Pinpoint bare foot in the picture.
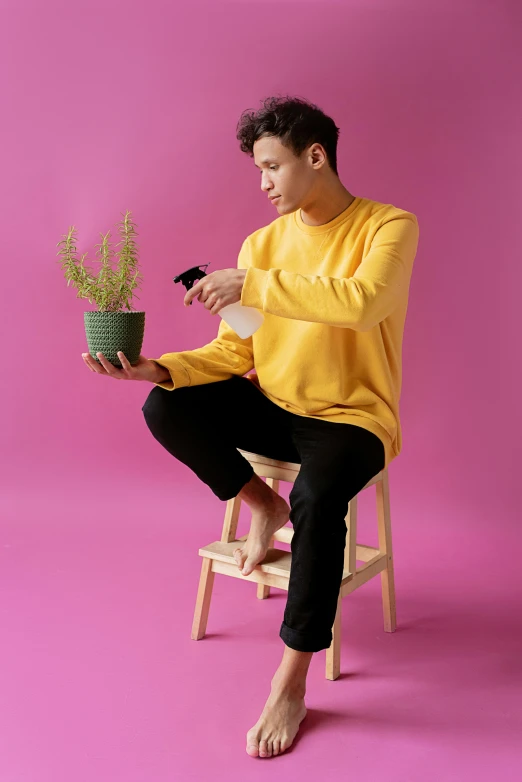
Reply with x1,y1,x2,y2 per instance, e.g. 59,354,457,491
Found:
246,685,307,757
233,494,289,576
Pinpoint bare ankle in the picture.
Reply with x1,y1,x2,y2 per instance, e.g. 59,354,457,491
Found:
238,472,282,513
270,676,307,699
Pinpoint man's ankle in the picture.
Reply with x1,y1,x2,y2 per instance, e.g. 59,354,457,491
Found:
271,668,307,697
238,472,278,512
270,676,307,699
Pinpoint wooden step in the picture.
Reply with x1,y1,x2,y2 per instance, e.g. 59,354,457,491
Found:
199,540,292,577
198,540,354,589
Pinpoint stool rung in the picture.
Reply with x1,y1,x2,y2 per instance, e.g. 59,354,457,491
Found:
237,532,380,561
341,553,387,596
236,527,293,545
198,539,354,586
199,540,292,578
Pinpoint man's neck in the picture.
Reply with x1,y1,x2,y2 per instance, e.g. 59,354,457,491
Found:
299,186,356,227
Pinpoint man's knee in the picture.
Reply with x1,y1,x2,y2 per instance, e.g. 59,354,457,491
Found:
289,480,351,540
142,385,196,435
289,477,337,512
142,385,169,422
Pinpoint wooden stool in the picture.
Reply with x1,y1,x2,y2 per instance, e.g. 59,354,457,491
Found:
191,448,396,680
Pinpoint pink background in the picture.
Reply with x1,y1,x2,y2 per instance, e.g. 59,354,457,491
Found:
1,0,521,779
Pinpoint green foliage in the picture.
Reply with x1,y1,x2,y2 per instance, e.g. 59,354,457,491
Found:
56,210,143,312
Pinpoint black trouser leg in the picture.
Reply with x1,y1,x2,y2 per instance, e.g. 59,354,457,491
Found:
279,418,385,652
141,376,300,501
141,376,385,652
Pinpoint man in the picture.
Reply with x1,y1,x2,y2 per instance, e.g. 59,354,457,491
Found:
82,95,419,758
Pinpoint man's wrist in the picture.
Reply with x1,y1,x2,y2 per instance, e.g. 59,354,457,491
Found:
150,360,170,384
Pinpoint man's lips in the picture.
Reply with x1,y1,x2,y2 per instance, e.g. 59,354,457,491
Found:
269,195,281,201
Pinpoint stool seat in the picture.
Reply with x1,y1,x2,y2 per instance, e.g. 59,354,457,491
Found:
191,446,396,680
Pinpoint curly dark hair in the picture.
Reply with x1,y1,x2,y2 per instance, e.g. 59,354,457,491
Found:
236,95,340,176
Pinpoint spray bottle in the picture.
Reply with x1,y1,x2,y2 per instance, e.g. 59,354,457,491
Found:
173,262,264,339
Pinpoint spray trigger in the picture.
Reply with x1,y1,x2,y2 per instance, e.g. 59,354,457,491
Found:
173,263,211,306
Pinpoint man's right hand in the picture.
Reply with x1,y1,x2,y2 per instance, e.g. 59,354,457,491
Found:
82,351,170,384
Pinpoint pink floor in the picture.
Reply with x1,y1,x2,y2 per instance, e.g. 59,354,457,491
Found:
1,474,520,782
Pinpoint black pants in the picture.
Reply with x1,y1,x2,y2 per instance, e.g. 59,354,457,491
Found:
141,375,385,653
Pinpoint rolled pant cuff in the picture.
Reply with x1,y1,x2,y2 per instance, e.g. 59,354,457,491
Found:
279,621,332,653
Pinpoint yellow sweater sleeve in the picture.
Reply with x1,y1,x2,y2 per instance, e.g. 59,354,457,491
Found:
149,240,255,390
241,215,419,331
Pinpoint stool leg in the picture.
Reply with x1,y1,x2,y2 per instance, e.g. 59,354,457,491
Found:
256,534,275,599
257,477,280,600
345,497,358,576
222,495,242,543
325,499,355,680
376,470,396,632
326,593,342,680
191,556,215,640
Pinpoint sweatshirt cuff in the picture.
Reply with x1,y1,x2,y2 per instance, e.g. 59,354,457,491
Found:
150,357,190,390
241,267,268,311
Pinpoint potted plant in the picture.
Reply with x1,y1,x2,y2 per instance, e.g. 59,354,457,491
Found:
56,210,144,369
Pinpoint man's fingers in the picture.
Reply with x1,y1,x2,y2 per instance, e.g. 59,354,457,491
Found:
117,351,131,370
82,354,95,372
185,281,204,306
83,353,102,373
97,352,126,378
96,352,113,372
206,292,220,314
86,351,118,376
82,351,130,378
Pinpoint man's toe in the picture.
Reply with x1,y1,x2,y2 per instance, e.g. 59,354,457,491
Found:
246,739,259,757
242,558,256,576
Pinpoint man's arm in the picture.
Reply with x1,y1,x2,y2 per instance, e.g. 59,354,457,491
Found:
148,239,255,390
148,318,254,390
240,215,419,331
149,361,171,384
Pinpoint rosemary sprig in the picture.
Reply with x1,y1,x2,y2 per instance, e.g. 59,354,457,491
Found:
56,210,143,312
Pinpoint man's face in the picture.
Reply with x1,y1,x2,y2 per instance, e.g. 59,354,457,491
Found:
253,135,318,214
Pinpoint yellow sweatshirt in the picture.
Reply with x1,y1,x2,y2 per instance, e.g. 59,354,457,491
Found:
150,196,419,469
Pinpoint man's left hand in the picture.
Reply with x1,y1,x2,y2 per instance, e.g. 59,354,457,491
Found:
184,268,248,315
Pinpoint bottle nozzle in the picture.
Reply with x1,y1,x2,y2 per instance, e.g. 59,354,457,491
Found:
173,263,211,306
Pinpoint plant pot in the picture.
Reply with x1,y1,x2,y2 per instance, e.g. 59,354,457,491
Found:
84,311,145,369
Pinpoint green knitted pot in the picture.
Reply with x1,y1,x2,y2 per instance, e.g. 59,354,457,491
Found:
84,311,145,369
